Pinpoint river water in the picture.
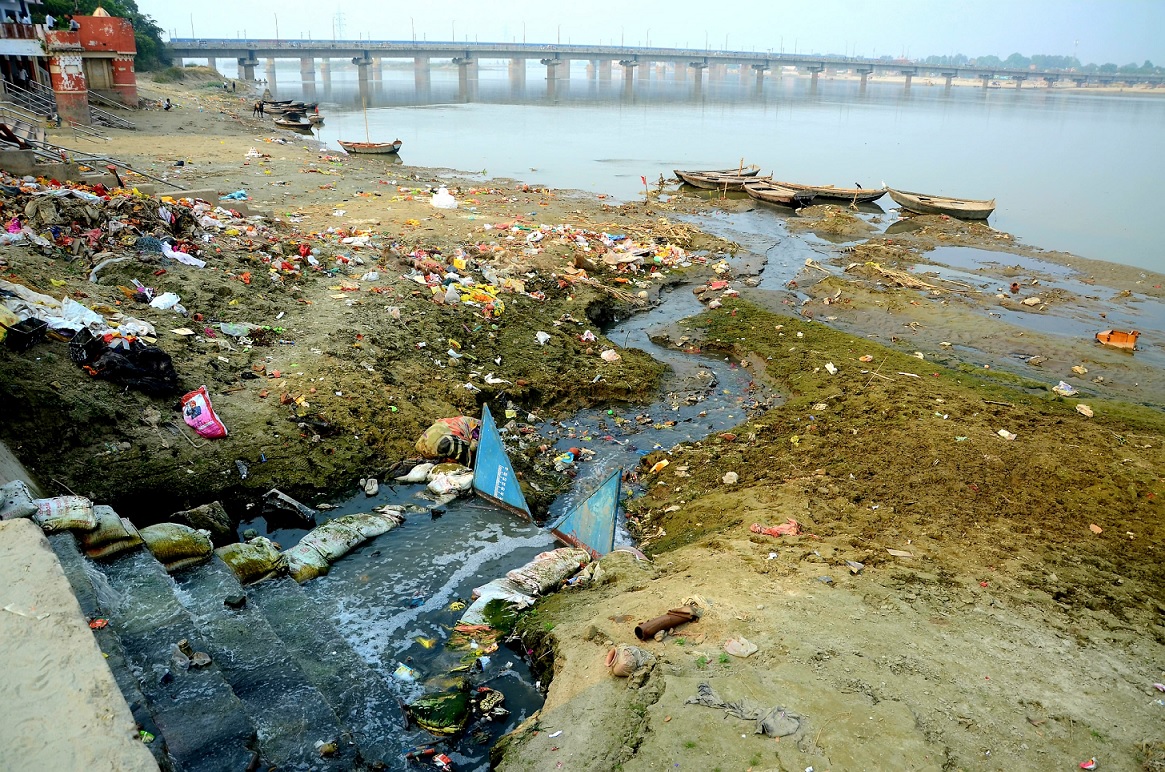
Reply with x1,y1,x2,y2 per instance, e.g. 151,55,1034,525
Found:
253,59,1165,273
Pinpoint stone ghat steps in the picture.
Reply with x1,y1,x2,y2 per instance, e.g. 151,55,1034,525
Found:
49,532,414,771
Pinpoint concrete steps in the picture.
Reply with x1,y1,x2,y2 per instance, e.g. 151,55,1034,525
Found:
45,514,417,771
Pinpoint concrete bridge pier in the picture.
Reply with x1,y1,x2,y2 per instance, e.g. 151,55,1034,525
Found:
941,72,955,91
508,58,524,92
900,70,915,90
1013,75,1025,90
599,59,612,82
1073,77,1087,88
371,58,382,82
265,57,277,91
207,57,217,73
619,60,637,89
640,60,651,83
319,59,330,85
1043,75,1059,89
674,61,687,82
980,74,992,90
857,66,873,91
453,57,478,102
808,64,824,90
690,62,707,93
299,57,314,82
237,57,257,82
414,56,431,95
174,57,184,68
540,57,562,84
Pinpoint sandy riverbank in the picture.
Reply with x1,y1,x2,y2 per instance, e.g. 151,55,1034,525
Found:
1,73,1162,771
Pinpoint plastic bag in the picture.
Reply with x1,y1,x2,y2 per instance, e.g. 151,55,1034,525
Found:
149,291,181,310
182,385,228,438
431,187,458,209
427,471,474,495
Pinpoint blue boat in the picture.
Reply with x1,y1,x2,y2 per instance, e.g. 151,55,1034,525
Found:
473,404,532,519
549,469,621,558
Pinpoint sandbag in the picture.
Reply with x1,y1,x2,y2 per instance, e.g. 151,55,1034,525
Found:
0,480,37,520
506,547,591,596
427,471,475,496
301,519,366,562
215,537,285,584
459,577,536,626
32,496,96,533
330,510,405,541
284,542,330,583
395,462,433,483
427,463,471,479
77,505,143,560
139,522,213,572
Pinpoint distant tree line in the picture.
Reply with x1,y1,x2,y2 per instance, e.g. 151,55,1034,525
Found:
916,52,1160,75
36,0,169,70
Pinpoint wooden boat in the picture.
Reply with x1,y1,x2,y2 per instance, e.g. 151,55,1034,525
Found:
885,187,995,220
273,117,314,133
307,114,324,125
743,180,816,208
338,139,402,155
674,165,762,190
773,181,885,204
339,96,402,155
1095,329,1139,350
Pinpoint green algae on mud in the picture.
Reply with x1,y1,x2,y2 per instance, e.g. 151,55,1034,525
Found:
627,299,1164,600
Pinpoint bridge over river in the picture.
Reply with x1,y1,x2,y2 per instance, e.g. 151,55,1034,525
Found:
169,38,1165,97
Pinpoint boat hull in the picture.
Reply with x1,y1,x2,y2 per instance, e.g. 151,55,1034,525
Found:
743,181,816,208
886,188,995,220
1095,329,1139,350
273,119,313,133
774,181,885,204
674,166,762,191
338,140,403,155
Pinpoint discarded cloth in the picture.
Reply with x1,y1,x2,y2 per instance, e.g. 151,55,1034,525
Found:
750,519,801,538
684,682,804,738
415,416,481,465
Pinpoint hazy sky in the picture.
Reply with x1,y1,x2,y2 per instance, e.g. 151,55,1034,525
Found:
146,0,1164,66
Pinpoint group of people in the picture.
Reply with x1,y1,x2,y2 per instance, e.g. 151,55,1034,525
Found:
9,13,83,30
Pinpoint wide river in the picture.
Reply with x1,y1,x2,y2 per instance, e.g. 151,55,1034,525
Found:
254,60,1164,272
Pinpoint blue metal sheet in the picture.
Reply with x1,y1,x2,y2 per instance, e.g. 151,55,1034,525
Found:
472,404,532,519
549,469,621,558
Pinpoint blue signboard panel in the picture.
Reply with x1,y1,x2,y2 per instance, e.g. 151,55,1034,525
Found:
473,404,532,519
550,469,621,558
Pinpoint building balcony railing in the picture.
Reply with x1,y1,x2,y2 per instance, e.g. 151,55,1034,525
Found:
0,22,41,40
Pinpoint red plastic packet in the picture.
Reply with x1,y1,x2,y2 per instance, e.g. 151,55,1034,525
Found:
182,385,228,439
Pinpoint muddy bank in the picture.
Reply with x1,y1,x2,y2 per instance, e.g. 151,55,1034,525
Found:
0,76,745,521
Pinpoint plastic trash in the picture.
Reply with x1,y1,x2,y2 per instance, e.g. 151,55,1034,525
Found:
724,636,758,658
162,241,207,267
600,349,621,362
149,291,182,310
396,462,434,483
431,187,458,209
393,663,420,682
182,385,228,439
535,331,551,346
1053,380,1079,397
220,190,248,201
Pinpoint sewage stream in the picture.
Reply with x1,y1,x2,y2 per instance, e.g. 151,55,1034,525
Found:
231,274,780,769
